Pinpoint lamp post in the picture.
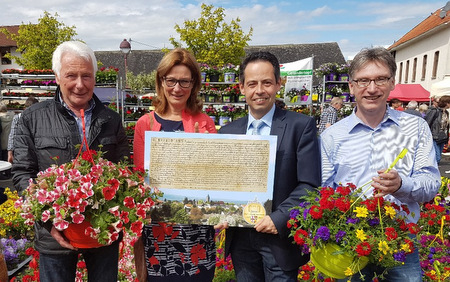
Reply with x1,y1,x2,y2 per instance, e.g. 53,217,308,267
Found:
119,38,131,88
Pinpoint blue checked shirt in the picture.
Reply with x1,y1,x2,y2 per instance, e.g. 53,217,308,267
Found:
320,106,440,223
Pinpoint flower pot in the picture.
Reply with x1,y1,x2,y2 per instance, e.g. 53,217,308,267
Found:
208,115,216,124
224,72,235,83
325,93,333,102
326,73,338,81
201,72,206,82
238,95,246,102
222,95,232,103
208,74,220,82
204,95,216,103
301,95,309,101
219,116,231,126
63,220,105,249
311,243,369,279
340,93,350,102
339,73,349,81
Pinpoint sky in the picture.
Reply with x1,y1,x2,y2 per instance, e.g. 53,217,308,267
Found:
1,1,446,61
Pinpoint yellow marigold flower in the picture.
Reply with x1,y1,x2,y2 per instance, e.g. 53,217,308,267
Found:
344,267,353,276
384,205,396,219
354,206,369,218
401,243,411,253
356,229,367,241
378,240,390,255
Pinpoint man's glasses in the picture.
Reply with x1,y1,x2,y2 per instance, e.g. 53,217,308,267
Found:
351,77,391,88
163,77,193,88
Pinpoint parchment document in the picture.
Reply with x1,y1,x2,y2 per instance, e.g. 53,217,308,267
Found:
149,137,270,192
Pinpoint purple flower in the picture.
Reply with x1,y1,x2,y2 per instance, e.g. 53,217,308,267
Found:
316,226,330,241
393,251,406,262
346,217,359,224
368,218,379,226
289,209,300,218
335,230,346,243
303,209,309,220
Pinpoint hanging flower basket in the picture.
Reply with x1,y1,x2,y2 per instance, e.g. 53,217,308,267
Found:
310,243,369,279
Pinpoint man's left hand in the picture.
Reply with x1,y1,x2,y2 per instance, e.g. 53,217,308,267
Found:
254,215,278,234
372,169,402,197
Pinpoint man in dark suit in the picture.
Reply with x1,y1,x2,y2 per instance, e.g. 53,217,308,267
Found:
218,51,321,281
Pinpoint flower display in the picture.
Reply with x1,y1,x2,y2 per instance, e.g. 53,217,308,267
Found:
0,188,32,238
288,182,419,279
17,148,161,246
125,94,138,104
0,238,32,270
417,196,450,281
96,66,119,84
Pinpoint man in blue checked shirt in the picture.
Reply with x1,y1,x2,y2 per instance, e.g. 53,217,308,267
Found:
320,47,440,282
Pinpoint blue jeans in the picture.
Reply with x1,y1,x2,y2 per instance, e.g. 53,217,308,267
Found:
39,240,120,282
230,228,298,282
338,237,422,282
433,141,445,164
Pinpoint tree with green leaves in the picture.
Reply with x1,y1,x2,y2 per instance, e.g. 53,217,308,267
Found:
0,11,77,69
169,4,253,67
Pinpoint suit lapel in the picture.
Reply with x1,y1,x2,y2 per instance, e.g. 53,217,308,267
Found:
270,108,287,150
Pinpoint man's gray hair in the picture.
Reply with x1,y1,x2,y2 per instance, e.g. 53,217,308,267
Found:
52,41,98,77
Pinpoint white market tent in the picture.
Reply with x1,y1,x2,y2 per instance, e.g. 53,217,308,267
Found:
430,74,450,98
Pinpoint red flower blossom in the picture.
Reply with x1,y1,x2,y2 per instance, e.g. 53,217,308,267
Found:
385,227,398,240
356,241,372,256
102,185,117,200
294,229,308,245
309,205,323,219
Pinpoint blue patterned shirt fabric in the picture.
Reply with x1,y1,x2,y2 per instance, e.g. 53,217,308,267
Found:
318,105,339,135
320,106,441,223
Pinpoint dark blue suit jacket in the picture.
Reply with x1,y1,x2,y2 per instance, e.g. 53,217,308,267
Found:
218,107,321,271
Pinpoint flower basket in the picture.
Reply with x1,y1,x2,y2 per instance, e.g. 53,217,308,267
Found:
63,220,104,248
288,177,419,279
17,110,161,247
310,243,369,279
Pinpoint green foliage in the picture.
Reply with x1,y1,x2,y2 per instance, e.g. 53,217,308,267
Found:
0,11,77,69
169,4,253,67
126,70,157,92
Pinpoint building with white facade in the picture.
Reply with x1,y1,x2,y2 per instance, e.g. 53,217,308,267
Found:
388,2,450,92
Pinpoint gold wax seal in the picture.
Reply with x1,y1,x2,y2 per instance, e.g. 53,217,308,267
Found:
243,202,266,225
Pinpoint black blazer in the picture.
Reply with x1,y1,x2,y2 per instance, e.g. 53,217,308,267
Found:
218,107,321,271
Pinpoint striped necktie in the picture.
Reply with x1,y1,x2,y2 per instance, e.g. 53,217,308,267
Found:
252,119,264,135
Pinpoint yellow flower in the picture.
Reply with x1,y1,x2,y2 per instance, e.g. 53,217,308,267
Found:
401,243,411,253
356,229,367,241
384,205,396,219
354,206,369,218
344,267,353,276
378,240,390,255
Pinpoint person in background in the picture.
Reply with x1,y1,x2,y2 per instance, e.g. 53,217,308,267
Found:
425,95,450,164
12,41,129,281
7,97,39,164
218,51,321,281
133,48,217,281
317,96,343,134
390,98,404,111
418,103,428,118
404,100,422,117
0,104,14,161
321,47,440,281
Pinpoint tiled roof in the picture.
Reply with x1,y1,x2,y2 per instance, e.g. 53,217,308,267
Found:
0,25,19,47
96,43,346,86
388,4,450,50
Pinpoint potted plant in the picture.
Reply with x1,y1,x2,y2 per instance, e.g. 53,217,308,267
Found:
288,181,419,280
17,148,161,247
206,66,221,82
315,62,339,81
